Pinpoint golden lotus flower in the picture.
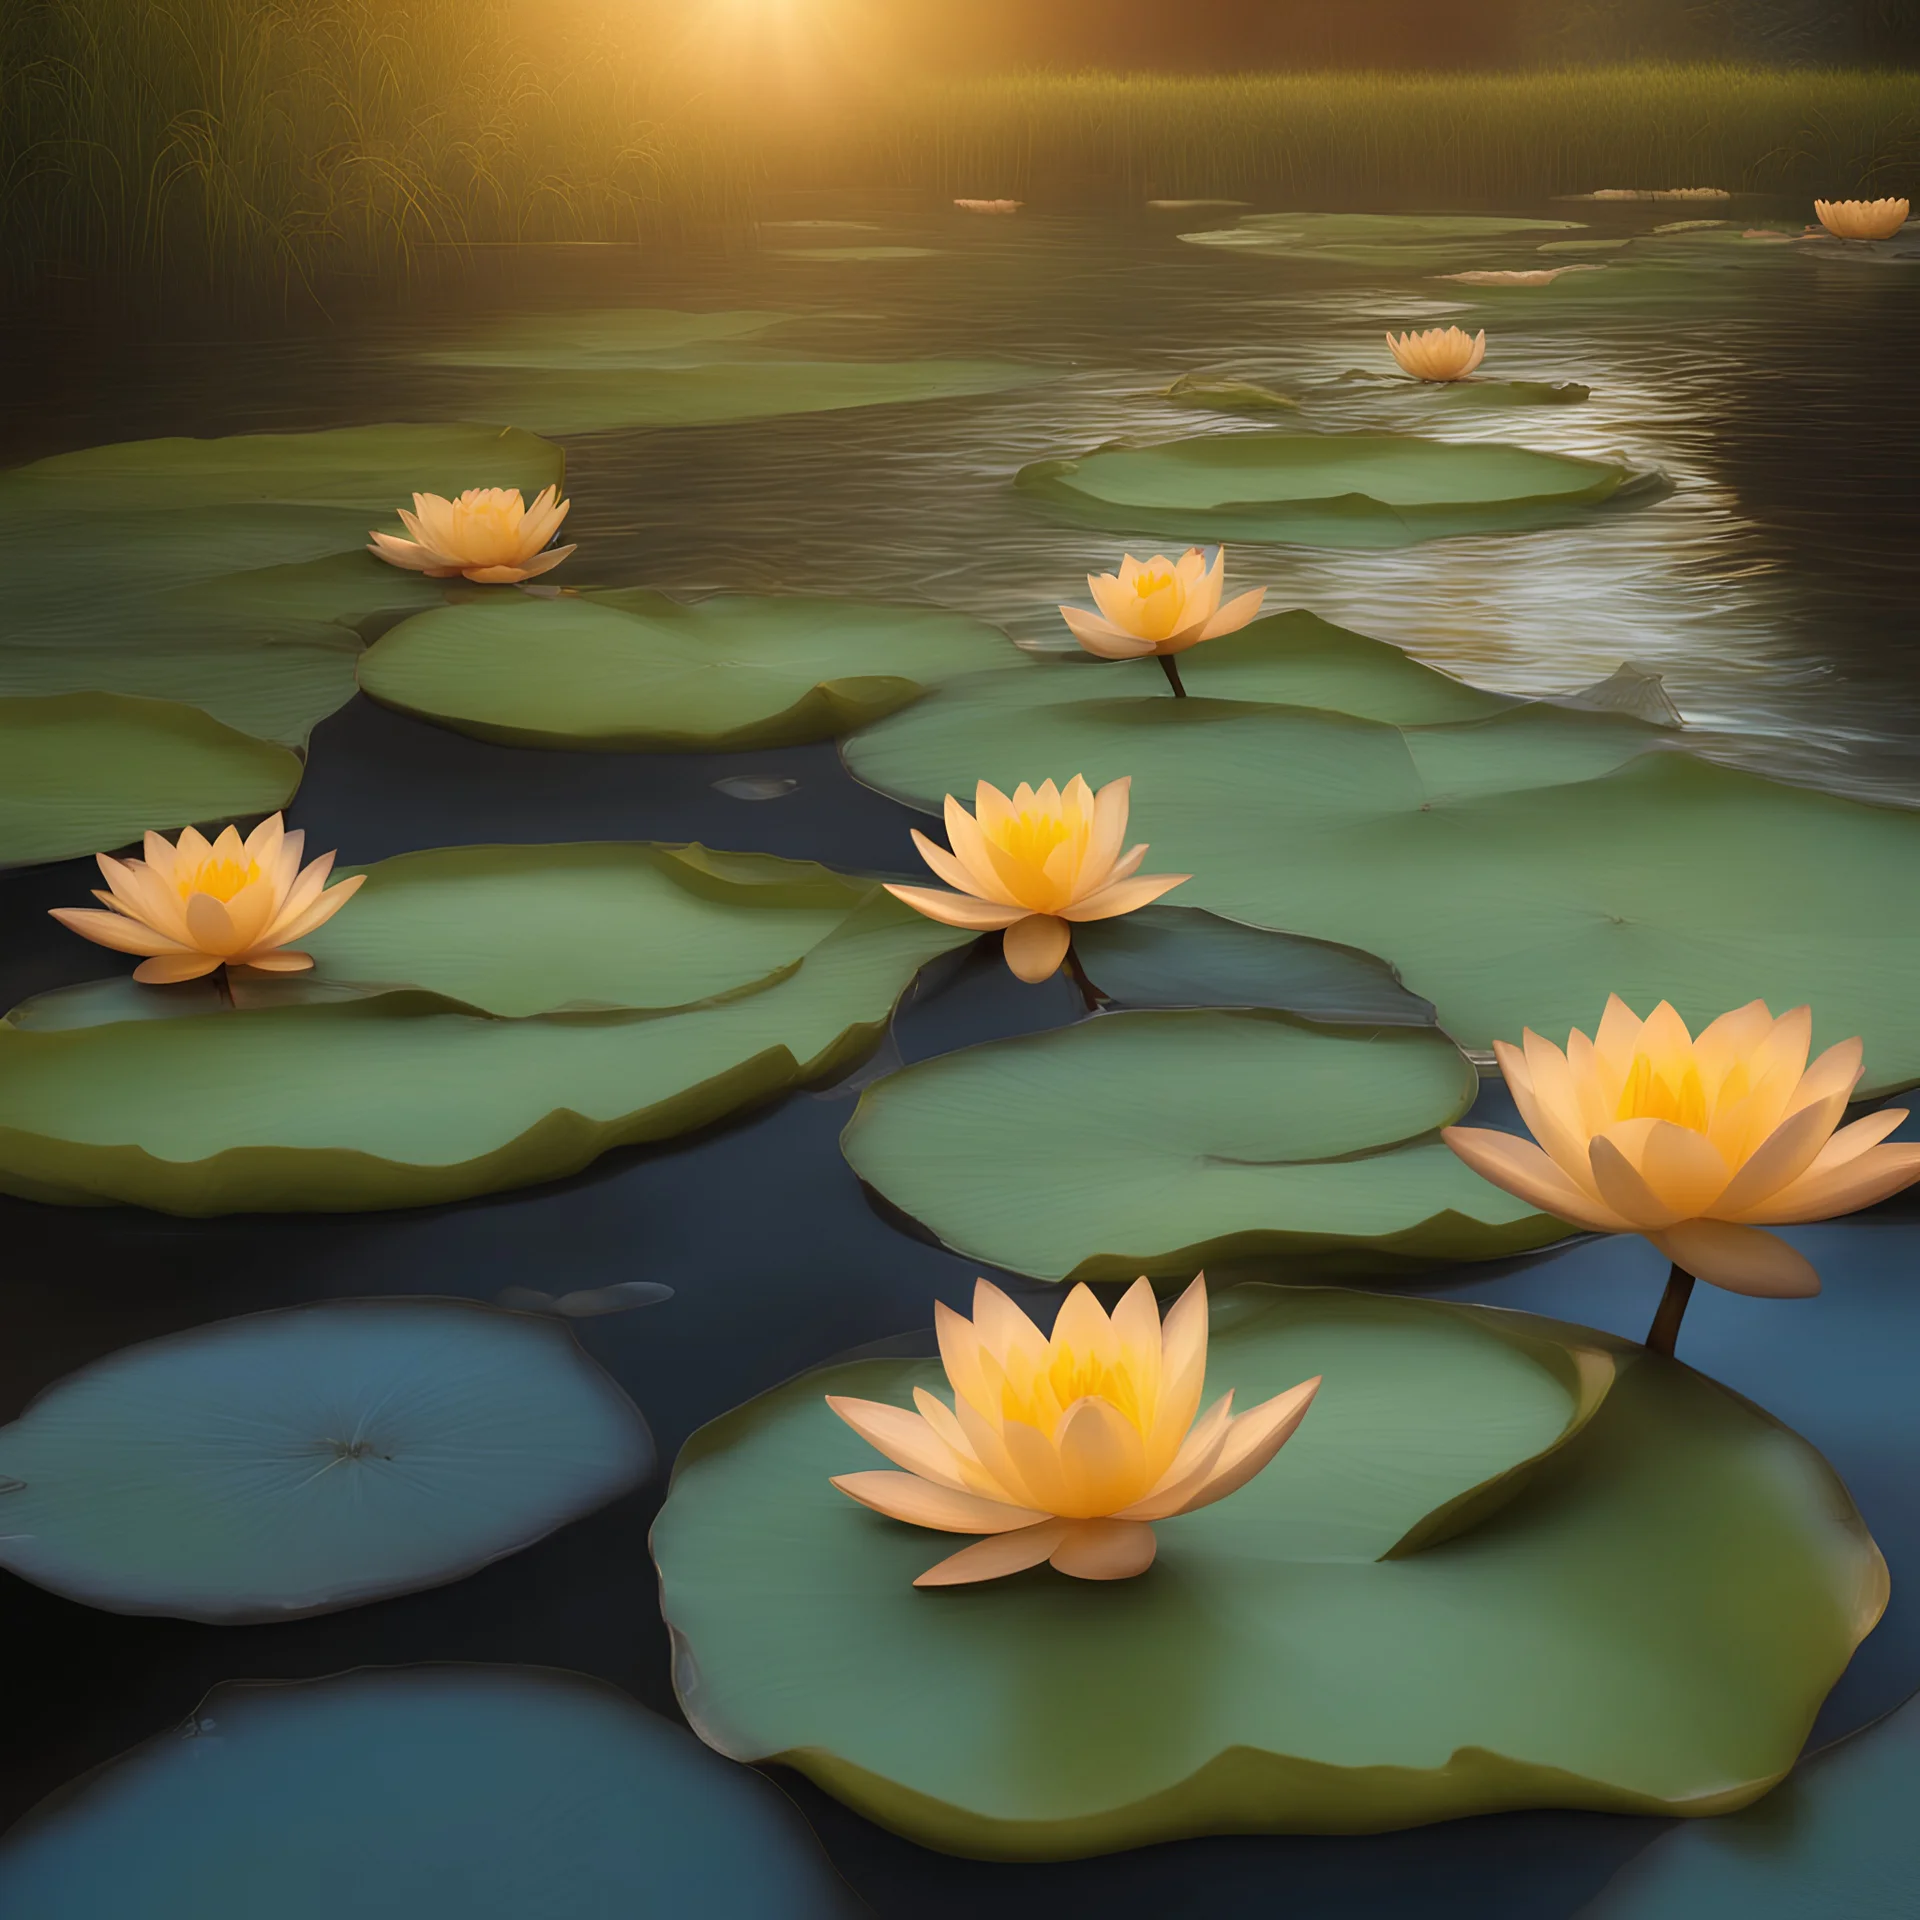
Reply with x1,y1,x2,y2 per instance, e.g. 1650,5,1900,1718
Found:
883,775,1188,982
830,1275,1321,1586
1444,997,1920,1320
1385,325,1487,382
50,815,365,984
1059,547,1266,662
368,485,574,584
1814,198,1910,242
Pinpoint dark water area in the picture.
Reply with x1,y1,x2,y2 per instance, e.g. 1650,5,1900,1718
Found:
3,194,1920,1914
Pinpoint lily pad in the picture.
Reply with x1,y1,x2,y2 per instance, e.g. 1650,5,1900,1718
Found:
1071,906,1435,1024
841,1010,1566,1281
0,692,302,869
1584,1689,1920,1918
652,1286,1883,1856
0,888,970,1213
358,590,1023,751
0,1667,862,1918
1179,210,1585,271
417,307,793,368
845,648,1920,1097
1164,373,1301,412
0,424,564,742
10,842,880,1022
419,360,1038,437
0,1299,650,1621
1016,431,1647,547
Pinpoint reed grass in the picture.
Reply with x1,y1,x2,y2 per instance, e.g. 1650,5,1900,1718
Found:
3,0,1916,302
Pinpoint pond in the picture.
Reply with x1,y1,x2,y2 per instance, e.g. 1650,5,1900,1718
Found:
2,194,1918,1916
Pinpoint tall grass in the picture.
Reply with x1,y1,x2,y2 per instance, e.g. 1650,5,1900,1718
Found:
857,67,1920,206
3,0,1916,302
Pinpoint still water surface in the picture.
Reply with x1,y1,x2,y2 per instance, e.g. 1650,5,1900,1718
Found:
2,196,1918,1916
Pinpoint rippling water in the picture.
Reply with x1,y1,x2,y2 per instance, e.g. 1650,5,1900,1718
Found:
4,197,1920,1918
9,193,1919,794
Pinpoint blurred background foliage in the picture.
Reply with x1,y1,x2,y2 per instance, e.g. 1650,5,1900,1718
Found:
1,0,1915,300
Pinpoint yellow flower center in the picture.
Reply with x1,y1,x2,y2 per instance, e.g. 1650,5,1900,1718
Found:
998,1341,1147,1437
988,807,1081,870
1132,569,1175,600
1615,1051,1752,1132
177,856,262,903
449,492,527,562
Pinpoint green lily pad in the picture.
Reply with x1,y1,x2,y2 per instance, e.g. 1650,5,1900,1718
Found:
1179,210,1585,271
1584,1691,1920,1918
1071,907,1435,1024
0,880,970,1212
0,423,564,742
846,644,1920,1097
1016,431,1645,547
841,1010,1566,1281
0,1299,650,1621
0,1667,863,1918
422,360,1038,437
358,591,1023,751
990,611,1515,725
0,693,302,870
652,1286,1883,1856
1164,373,1301,412
418,307,793,368
1334,371,1591,407
9,842,883,1025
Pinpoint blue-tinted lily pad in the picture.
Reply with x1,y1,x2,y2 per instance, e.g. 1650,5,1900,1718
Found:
0,1300,651,1621
0,1666,860,1918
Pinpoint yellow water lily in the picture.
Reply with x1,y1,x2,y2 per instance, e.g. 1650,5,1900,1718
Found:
1814,198,1909,242
1444,996,1920,1352
368,484,574,584
829,1274,1322,1586
883,775,1188,982
1385,325,1487,382
50,815,364,984
1059,547,1266,674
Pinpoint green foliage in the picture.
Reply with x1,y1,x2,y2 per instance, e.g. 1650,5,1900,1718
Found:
2,9,1916,299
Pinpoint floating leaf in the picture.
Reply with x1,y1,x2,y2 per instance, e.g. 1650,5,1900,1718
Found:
842,1010,1565,1281
0,1300,650,1621
1071,906,1435,1023
1164,373,1301,412
0,890,970,1213
0,692,301,870
417,307,793,368
0,1667,862,1918
843,632,1920,1096
359,591,1023,751
0,423,564,742
653,1287,1881,1857
1585,1690,1920,1918
1017,430,1649,547
1178,210,1585,270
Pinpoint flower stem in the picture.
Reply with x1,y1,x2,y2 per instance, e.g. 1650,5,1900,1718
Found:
1644,1264,1695,1358
1062,942,1107,1013
214,965,235,1010
1157,653,1188,699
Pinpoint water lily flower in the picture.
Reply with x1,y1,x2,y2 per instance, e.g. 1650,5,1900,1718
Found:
1814,198,1910,242
883,775,1188,982
829,1274,1321,1586
1059,547,1266,676
1385,325,1487,382
49,815,364,984
1443,996,1920,1352
368,485,574,584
